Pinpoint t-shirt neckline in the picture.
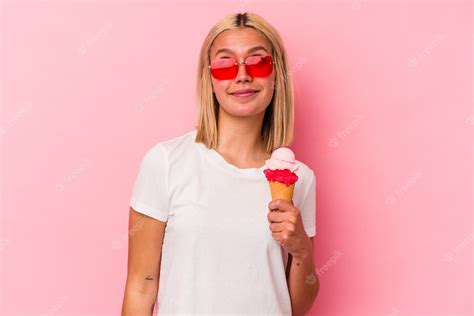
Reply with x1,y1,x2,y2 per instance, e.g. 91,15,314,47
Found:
190,129,267,179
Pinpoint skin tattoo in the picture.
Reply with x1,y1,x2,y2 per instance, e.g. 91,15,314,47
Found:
145,275,153,281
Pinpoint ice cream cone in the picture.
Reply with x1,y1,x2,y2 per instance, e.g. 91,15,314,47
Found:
268,181,295,202
263,147,299,205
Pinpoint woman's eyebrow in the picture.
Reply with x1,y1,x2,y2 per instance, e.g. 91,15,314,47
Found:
214,46,269,57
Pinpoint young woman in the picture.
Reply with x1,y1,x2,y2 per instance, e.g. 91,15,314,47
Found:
122,12,319,316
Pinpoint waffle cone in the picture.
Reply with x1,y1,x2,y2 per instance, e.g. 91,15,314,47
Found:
268,181,295,202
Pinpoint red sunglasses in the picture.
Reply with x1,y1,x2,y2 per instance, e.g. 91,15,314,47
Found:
208,55,275,80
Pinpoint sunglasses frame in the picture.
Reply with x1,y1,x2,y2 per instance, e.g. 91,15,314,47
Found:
208,55,276,80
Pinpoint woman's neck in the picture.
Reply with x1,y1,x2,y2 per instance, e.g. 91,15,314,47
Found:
216,107,270,167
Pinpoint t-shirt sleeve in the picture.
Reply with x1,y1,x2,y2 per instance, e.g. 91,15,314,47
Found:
129,143,170,222
299,171,316,237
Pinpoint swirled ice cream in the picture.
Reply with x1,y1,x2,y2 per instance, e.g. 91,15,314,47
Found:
263,147,299,185
263,147,299,202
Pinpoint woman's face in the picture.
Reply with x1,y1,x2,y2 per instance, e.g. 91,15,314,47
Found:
209,28,275,117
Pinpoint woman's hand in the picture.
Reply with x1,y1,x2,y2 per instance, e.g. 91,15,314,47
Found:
267,199,312,259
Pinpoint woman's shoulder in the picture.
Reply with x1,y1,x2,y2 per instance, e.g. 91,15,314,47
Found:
135,130,197,171
144,129,196,157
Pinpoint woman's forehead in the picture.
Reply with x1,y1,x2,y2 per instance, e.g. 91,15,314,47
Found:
210,28,272,57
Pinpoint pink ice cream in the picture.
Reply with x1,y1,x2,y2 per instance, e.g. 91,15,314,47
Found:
263,147,299,185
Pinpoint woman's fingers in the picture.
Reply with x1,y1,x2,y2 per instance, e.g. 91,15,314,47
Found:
267,209,287,223
269,221,286,233
268,199,293,212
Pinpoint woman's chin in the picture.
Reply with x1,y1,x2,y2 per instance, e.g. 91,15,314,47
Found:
227,103,267,117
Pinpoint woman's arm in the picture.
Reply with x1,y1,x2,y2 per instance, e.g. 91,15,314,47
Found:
121,207,167,315
287,236,320,316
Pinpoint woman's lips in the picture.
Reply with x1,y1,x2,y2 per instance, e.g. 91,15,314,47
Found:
231,90,259,98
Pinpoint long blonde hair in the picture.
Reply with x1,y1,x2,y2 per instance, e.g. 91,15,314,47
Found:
195,12,295,154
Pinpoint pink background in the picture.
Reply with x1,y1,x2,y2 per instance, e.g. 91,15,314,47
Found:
1,0,472,315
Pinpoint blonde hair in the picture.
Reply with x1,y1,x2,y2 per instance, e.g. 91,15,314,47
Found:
194,12,295,154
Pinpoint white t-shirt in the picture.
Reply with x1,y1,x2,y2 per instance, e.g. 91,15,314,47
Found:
129,129,316,315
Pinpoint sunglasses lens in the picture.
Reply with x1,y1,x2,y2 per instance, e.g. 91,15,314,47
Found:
246,55,273,77
210,58,238,80
209,56,273,79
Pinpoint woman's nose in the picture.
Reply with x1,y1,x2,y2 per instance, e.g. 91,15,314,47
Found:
235,63,252,82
